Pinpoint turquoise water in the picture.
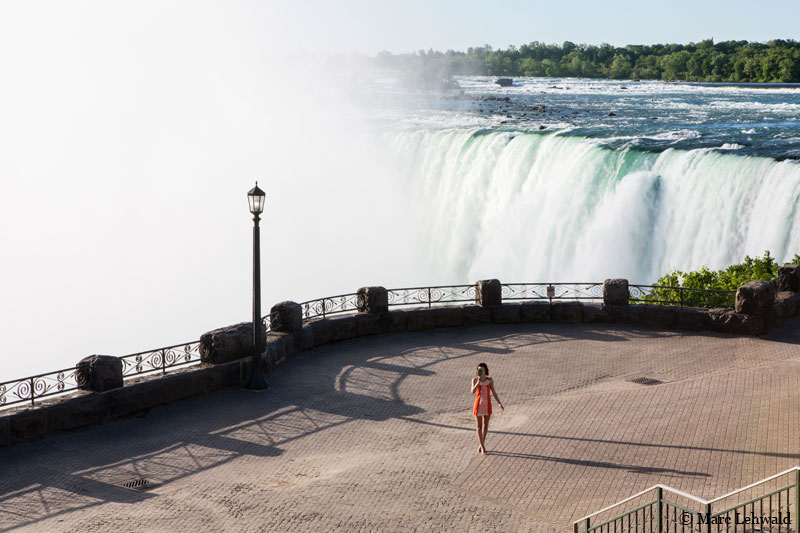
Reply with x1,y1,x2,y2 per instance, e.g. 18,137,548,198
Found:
384,77,800,160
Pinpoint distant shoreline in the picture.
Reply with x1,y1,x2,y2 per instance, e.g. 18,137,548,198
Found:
375,39,800,84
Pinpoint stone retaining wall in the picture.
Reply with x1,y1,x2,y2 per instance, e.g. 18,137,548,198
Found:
3,269,799,448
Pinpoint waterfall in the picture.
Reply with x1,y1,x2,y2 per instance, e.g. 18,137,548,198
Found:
387,129,800,284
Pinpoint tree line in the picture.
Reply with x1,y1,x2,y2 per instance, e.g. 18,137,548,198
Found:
376,39,800,83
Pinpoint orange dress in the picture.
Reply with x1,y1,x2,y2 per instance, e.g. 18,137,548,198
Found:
473,379,492,416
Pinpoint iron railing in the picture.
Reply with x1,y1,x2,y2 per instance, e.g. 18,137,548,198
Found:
0,367,89,408
629,285,736,309
0,280,751,410
119,341,202,378
388,285,476,308
0,342,203,409
575,467,800,533
299,292,362,320
503,282,604,301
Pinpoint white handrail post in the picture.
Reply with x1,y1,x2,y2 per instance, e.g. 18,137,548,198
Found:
795,469,799,533
657,487,663,533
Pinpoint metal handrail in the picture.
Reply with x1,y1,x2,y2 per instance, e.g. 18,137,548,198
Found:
708,466,800,504
575,483,708,524
574,466,800,532
629,284,736,309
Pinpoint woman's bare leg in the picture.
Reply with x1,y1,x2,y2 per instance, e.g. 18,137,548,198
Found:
480,415,491,453
475,415,484,453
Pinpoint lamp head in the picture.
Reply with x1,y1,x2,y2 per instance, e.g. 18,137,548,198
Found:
247,182,265,215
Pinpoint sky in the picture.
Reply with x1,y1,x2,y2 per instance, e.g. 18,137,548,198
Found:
1,0,799,380
260,0,800,55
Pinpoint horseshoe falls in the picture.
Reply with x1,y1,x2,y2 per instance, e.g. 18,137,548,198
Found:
386,129,800,285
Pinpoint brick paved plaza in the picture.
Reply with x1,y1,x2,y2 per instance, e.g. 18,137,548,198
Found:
1,320,799,532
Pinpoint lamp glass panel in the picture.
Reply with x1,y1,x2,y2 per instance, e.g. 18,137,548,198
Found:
248,193,265,214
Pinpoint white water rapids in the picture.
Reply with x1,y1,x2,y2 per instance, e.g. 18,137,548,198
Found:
388,129,800,284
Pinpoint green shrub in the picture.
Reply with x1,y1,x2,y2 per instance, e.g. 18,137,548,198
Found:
637,251,800,307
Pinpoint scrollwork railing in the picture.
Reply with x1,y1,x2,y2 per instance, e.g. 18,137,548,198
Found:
300,293,361,320
119,341,202,378
0,367,88,408
387,285,476,308
502,282,603,301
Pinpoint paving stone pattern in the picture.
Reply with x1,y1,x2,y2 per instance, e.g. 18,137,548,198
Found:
1,321,799,532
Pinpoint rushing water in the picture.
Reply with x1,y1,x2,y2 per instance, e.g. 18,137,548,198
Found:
371,76,800,285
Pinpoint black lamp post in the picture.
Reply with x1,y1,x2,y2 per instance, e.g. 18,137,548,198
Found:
246,182,268,390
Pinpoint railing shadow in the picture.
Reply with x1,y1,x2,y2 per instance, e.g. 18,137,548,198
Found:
485,450,710,477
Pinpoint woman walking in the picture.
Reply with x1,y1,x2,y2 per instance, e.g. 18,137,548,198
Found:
471,362,504,455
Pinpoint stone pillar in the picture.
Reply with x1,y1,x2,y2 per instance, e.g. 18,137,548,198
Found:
270,301,303,332
603,279,629,306
735,280,776,316
200,322,265,364
475,279,502,307
357,286,388,313
777,264,800,292
76,355,123,392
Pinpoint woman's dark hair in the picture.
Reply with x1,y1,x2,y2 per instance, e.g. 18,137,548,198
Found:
477,362,489,376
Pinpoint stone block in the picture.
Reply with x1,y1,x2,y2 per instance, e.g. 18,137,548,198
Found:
307,319,333,346
609,305,643,323
406,309,435,331
0,415,9,447
777,264,800,292
9,408,47,444
475,279,502,307
267,332,297,362
356,313,383,336
432,307,464,328
735,280,775,316
299,327,315,351
207,360,245,391
582,303,612,323
160,370,208,405
76,355,123,392
200,322,264,365
641,305,677,329
331,316,358,341
708,309,765,335
58,391,112,427
552,302,582,322
270,301,303,332
102,386,137,419
492,304,522,323
463,305,493,325
603,279,629,306
768,301,786,329
675,308,710,331
384,310,408,332
708,308,735,333
520,301,551,322
738,314,767,335
776,291,800,318
357,286,389,313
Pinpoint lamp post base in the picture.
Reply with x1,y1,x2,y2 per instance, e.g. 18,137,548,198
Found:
246,357,269,390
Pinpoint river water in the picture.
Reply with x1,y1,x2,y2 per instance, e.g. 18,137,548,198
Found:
371,76,800,285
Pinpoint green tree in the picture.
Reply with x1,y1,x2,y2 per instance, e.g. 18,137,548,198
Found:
641,251,800,308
